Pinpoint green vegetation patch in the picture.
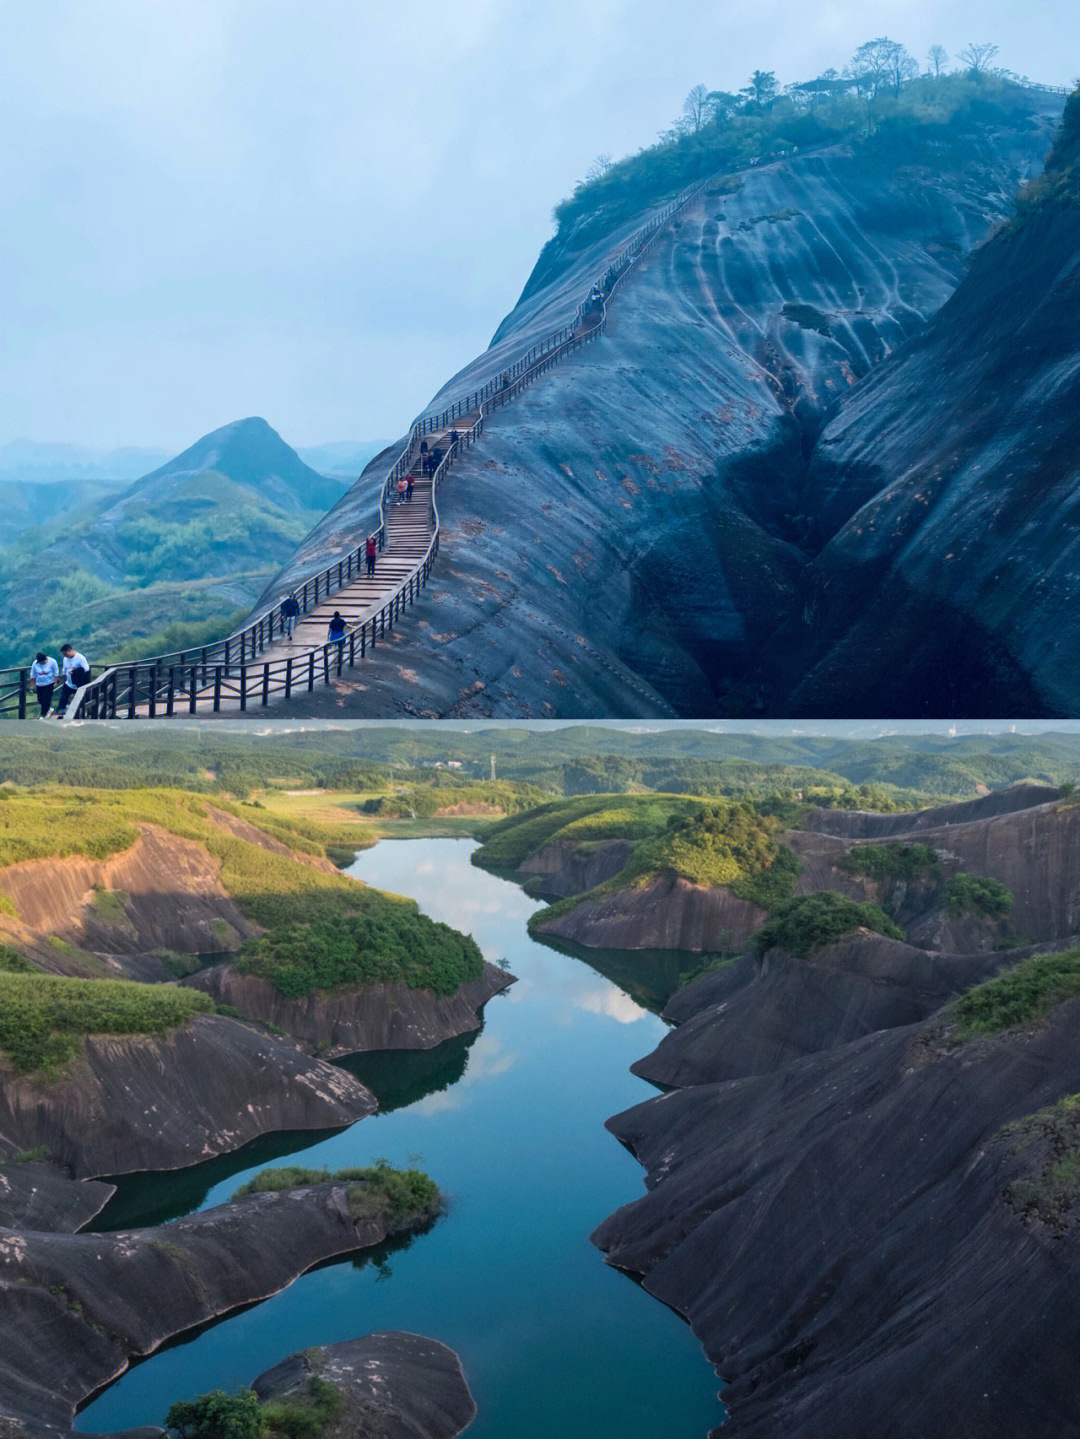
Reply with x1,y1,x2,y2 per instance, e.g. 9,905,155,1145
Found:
232,1159,440,1223
944,873,1013,919
1001,1094,1080,1228
236,910,483,999
838,842,940,882
948,948,1080,1040
167,1376,345,1439
0,973,213,1073
752,890,904,958
0,944,37,973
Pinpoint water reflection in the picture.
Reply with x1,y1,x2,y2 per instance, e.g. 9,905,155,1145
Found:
78,838,721,1439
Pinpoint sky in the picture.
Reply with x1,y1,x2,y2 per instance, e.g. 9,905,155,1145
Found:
2,0,1076,455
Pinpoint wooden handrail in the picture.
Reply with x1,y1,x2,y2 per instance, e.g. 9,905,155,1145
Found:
1,173,710,720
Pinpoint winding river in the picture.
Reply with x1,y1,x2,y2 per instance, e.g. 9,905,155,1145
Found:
78,838,722,1438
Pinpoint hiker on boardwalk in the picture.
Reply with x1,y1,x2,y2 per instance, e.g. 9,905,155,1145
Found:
397,476,407,505
406,472,415,501
419,439,429,474
58,643,90,714
365,534,377,577
449,428,459,452
429,444,443,473
327,611,347,647
30,651,59,717
501,371,511,390
280,590,300,639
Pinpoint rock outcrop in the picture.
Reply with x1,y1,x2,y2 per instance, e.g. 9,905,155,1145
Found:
254,91,1063,718
250,1333,477,1439
190,961,515,1057
0,1183,435,1436
516,837,633,900
534,872,764,953
594,985,1080,1439
0,1163,113,1233
0,1015,375,1178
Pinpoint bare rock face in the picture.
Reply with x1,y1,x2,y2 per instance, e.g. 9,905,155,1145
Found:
535,872,764,953
516,837,633,900
0,1184,429,1436
632,929,1013,1089
251,1333,477,1439
0,826,258,973
253,94,1061,718
190,961,515,1057
0,1163,113,1233
594,989,1080,1439
0,1015,375,1178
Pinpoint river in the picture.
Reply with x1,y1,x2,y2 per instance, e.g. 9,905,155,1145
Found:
78,837,722,1438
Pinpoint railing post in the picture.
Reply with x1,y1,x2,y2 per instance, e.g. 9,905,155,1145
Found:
17,670,26,720
262,664,270,706
349,632,356,667
239,664,247,711
148,667,157,719
166,667,175,716
285,656,293,698
308,653,315,692
128,667,137,719
213,667,222,712
189,666,198,714
224,639,231,675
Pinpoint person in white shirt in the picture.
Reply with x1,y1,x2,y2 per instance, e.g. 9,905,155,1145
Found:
29,652,59,717
59,644,90,714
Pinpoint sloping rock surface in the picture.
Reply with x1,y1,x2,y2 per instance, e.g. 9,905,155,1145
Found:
516,837,633,900
0,1163,113,1233
252,1333,477,1439
535,872,764,952
254,95,1061,717
594,994,1080,1439
0,1184,421,1436
190,961,514,1057
0,1016,375,1178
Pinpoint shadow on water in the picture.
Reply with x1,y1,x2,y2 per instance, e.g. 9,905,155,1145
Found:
88,1126,343,1232
337,1029,478,1115
90,1032,482,1232
529,932,730,1014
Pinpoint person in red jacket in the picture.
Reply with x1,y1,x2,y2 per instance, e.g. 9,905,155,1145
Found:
365,534,377,578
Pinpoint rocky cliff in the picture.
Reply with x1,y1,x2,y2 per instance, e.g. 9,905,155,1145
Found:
594,987,1080,1439
0,1015,376,1178
0,1183,437,1436
250,1333,477,1439
256,89,1064,718
190,960,514,1057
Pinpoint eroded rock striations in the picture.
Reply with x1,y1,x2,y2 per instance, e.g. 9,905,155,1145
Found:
255,90,1065,718
590,785,1080,1435
0,1015,377,1178
0,1185,439,1437
190,960,515,1058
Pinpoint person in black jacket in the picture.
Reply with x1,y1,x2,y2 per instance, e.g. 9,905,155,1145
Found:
280,591,300,639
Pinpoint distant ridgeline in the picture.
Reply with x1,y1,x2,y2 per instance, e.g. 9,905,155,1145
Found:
0,419,366,670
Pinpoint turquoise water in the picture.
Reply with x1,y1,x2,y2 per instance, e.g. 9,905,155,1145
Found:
78,838,722,1438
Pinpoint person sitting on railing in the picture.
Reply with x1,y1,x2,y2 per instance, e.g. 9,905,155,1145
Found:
327,612,347,647
365,534,378,577
30,651,59,718
58,643,90,714
406,472,415,501
280,590,300,639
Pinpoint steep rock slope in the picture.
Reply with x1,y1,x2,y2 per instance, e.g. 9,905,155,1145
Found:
0,1015,376,1177
257,95,1060,717
0,1184,434,1436
796,90,1080,714
191,960,514,1057
594,995,1080,1439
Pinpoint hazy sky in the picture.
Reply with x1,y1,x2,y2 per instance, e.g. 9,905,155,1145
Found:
2,0,1076,453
